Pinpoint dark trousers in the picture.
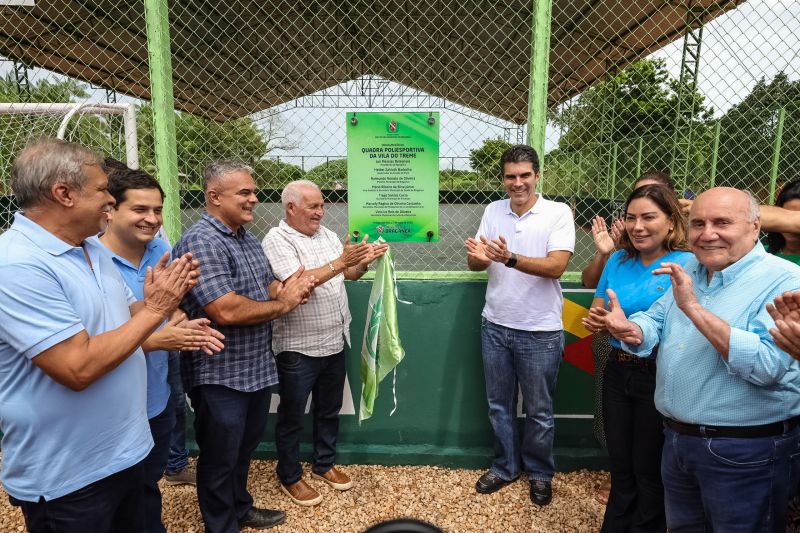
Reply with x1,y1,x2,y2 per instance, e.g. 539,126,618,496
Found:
189,385,270,533
143,397,176,533
275,350,346,485
601,358,666,533
9,461,145,533
166,351,189,474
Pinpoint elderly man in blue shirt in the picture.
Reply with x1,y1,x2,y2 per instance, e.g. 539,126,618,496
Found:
590,187,800,532
0,139,198,533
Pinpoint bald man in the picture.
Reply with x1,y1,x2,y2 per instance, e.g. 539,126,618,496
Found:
589,188,800,532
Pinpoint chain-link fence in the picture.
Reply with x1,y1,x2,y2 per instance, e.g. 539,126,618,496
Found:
1,0,798,274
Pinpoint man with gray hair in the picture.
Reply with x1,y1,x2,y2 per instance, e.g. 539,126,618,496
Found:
587,187,800,531
262,179,387,507
0,139,197,532
174,163,315,531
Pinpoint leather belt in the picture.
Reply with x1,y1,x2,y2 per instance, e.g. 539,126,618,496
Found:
611,348,655,367
664,416,800,438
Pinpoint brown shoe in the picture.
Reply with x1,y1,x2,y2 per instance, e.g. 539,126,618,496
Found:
280,479,322,507
312,467,353,491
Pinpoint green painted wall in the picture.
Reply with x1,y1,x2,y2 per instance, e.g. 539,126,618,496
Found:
187,281,607,471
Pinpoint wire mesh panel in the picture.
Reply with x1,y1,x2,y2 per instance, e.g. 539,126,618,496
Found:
0,0,798,273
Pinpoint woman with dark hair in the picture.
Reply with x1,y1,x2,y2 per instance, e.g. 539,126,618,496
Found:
582,170,674,505
767,179,800,263
583,184,691,532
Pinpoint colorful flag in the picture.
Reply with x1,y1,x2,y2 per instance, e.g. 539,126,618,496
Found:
359,243,406,422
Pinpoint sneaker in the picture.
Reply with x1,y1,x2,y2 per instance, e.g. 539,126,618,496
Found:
312,467,353,491
280,479,323,506
530,479,552,506
475,471,517,494
164,465,196,486
238,506,286,530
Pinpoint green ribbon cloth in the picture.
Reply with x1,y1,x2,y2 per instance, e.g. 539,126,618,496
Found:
359,244,406,423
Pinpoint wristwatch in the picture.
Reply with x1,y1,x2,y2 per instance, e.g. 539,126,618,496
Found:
505,252,518,268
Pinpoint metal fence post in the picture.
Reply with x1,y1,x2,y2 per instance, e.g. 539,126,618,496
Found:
527,0,553,167
144,0,181,243
769,106,786,204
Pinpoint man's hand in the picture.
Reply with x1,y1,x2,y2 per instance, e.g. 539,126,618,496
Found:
586,288,644,344
465,237,491,266
480,235,512,264
355,236,389,271
151,314,225,355
652,262,698,314
591,216,616,256
180,317,225,356
275,266,317,311
338,234,371,268
679,198,693,216
768,291,800,360
143,253,199,318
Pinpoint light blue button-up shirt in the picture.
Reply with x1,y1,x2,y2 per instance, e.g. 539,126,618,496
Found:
0,213,152,501
97,236,172,419
623,243,800,426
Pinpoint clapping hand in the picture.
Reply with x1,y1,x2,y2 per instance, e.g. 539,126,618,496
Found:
652,262,697,313
465,237,490,265
767,291,800,360
591,216,617,256
480,235,512,264
583,289,643,345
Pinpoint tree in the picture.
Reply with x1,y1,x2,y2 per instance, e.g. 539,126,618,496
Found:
715,72,800,200
137,105,273,189
306,159,347,189
549,59,714,197
469,138,511,183
251,159,305,189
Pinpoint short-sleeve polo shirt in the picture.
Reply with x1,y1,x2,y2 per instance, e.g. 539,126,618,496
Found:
477,196,575,331
0,213,152,502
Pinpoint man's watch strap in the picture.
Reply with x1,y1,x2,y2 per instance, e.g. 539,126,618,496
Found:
505,252,518,268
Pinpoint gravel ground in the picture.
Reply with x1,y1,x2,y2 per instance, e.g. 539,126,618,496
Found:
0,460,608,532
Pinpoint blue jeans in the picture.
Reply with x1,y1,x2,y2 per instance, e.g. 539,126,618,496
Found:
143,397,175,533
189,385,270,533
662,425,800,532
480,318,563,482
166,351,189,474
274,350,346,485
9,461,145,533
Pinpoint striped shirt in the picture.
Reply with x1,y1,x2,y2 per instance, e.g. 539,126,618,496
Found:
174,213,278,392
262,220,350,357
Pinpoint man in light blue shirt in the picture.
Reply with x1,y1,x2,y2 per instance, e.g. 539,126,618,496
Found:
98,167,222,533
593,187,800,532
0,139,198,533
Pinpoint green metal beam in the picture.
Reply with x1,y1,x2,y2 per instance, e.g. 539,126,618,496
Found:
769,107,786,205
527,0,553,168
144,0,181,243
709,120,721,188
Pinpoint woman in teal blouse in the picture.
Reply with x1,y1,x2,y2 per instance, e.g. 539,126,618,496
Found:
584,184,691,532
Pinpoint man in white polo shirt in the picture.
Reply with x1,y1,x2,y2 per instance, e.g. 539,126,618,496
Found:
465,144,575,506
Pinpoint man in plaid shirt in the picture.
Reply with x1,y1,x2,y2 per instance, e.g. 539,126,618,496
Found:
262,180,387,507
174,162,315,532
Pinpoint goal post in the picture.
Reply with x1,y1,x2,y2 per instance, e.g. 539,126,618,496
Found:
0,102,139,169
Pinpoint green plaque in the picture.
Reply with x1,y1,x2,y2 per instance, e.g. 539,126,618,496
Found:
347,112,439,242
